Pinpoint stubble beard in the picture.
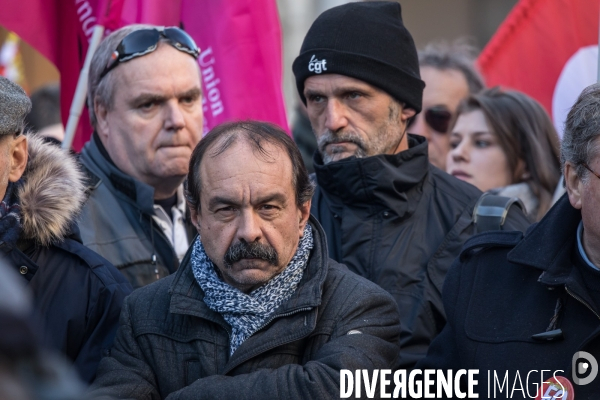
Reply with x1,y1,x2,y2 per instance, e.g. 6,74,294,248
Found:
316,102,404,165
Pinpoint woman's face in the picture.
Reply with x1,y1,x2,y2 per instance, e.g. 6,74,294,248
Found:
446,109,513,192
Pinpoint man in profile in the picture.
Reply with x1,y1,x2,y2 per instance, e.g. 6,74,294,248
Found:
79,24,203,288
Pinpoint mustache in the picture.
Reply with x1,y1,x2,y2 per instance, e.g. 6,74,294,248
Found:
316,129,368,164
223,240,279,268
315,129,367,154
316,130,367,152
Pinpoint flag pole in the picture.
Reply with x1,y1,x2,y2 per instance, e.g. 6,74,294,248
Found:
598,0,600,83
62,25,105,150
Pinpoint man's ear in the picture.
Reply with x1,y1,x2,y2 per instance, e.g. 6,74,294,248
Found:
298,199,311,237
95,100,110,139
8,135,28,183
188,205,201,232
564,161,583,209
400,106,416,123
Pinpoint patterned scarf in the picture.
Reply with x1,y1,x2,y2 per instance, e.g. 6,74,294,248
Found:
191,224,313,355
0,182,21,249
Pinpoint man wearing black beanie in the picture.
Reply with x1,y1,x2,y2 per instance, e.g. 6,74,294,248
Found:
293,1,531,370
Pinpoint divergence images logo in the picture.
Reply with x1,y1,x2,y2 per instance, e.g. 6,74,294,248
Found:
572,351,598,385
308,55,327,74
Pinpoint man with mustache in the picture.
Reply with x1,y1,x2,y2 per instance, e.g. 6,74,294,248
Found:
89,120,401,399
292,1,530,369
78,24,203,289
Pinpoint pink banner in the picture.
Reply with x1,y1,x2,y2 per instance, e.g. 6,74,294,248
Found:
181,0,288,135
0,0,288,150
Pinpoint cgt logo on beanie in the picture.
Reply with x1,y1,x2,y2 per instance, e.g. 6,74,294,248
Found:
293,1,425,113
308,55,327,74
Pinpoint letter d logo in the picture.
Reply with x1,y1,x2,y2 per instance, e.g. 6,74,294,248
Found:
572,351,598,385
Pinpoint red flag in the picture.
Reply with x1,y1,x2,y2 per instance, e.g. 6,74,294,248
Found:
98,0,127,33
121,0,180,26
181,0,289,134
477,0,599,138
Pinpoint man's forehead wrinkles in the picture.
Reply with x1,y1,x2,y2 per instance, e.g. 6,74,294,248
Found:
203,168,286,189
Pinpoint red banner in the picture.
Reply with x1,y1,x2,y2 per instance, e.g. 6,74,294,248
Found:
180,0,287,135
478,0,599,138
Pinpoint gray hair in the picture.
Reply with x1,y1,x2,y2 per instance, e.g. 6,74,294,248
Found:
418,39,485,94
87,24,164,128
560,83,600,182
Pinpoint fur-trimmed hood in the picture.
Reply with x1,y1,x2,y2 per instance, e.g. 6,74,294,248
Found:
18,135,86,245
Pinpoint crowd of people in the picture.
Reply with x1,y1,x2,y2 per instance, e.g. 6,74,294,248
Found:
1,1,598,399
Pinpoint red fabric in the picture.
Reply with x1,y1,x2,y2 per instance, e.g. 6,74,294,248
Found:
477,0,599,118
98,0,127,31
181,0,288,135
0,0,287,150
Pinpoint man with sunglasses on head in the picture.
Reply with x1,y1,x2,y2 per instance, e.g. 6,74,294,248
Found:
78,24,203,289
293,1,530,370
409,40,485,170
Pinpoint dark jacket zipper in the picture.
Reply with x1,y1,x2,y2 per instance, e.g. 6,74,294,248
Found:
565,286,600,321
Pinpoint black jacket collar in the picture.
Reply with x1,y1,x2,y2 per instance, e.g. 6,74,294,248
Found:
508,194,581,285
313,134,429,212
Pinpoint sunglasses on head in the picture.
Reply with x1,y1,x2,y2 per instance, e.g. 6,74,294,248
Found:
407,106,453,134
99,27,200,79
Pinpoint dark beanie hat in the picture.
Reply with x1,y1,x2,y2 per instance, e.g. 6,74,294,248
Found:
293,1,424,112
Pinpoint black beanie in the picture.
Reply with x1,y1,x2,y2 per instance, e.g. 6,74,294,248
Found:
293,1,424,113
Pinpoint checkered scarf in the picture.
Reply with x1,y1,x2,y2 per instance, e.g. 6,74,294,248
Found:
191,224,313,355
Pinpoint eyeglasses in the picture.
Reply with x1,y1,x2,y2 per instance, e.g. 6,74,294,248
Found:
99,27,200,79
407,106,453,134
581,162,600,180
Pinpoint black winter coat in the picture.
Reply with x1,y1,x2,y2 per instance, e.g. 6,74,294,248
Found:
89,218,401,399
9,231,132,383
311,135,531,369
417,195,600,399
6,136,132,383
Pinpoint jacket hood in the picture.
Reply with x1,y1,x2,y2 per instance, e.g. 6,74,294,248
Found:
19,135,86,245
